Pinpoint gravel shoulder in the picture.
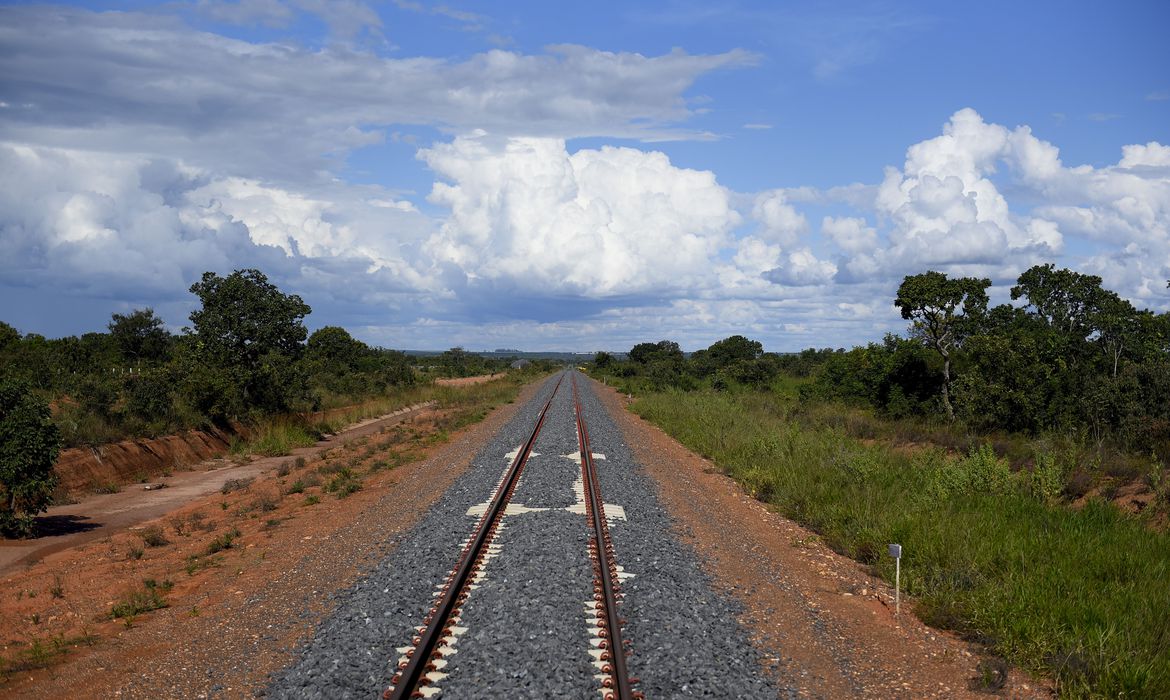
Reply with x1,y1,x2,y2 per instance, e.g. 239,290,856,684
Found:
590,377,1053,699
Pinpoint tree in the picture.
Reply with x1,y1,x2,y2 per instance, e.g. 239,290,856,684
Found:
109,308,171,363
706,335,763,365
306,326,367,370
894,271,990,421
0,321,19,353
628,340,683,365
0,380,61,536
1010,264,1107,338
593,351,614,369
186,269,312,415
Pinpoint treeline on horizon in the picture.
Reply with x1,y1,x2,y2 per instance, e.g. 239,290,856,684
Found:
0,269,521,449
598,263,1170,460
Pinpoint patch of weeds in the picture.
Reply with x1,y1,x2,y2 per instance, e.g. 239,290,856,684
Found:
318,461,343,476
251,492,279,512
205,527,241,555
970,657,1008,692
143,578,174,593
303,494,320,506
286,480,305,495
128,545,144,560
334,480,362,498
263,518,283,530
188,606,201,617
276,461,292,477
138,525,169,548
0,633,94,675
188,511,214,532
94,481,120,494
369,459,390,472
325,468,362,498
184,554,220,576
110,583,168,619
169,515,189,537
220,501,229,510
221,477,254,494
49,574,65,599
294,456,306,469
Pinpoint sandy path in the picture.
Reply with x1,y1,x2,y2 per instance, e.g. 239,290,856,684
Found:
0,403,431,573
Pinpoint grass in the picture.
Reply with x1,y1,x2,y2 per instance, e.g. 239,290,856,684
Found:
631,387,1170,698
205,528,241,555
110,580,169,619
0,632,97,679
233,419,318,457
137,525,169,548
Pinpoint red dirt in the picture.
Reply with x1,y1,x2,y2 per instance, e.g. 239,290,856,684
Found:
0,385,537,697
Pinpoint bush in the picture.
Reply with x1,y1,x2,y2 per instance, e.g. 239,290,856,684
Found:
926,444,1016,499
0,380,62,536
110,581,169,619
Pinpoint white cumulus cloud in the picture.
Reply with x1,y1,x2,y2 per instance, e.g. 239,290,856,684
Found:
419,134,741,299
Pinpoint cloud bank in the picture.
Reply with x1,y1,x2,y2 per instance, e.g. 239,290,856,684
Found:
0,5,1167,350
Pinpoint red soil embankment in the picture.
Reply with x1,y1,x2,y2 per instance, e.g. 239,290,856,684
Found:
53,428,235,494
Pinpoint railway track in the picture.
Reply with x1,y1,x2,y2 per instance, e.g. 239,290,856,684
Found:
384,371,640,699
270,370,774,698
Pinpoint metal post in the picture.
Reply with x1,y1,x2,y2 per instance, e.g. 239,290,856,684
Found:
895,556,901,615
888,543,902,617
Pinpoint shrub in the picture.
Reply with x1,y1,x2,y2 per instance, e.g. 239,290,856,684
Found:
221,477,254,494
1028,453,1066,503
138,525,169,548
926,444,1016,499
110,582,168,619
0,380,62,536
205,528,241,554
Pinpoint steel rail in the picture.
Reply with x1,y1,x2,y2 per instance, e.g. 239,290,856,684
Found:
572,374,636,700
385,373,565,700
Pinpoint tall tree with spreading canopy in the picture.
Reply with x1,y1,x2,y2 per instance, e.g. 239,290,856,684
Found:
894,271,990,421
186,269,312,415
108,308,171,363
1010,264,1108,338
0,380,61,536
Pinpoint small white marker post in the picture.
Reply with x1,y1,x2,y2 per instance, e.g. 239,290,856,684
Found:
887,543,902,616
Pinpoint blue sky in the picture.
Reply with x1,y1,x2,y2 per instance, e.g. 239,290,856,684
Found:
1,0,1168,351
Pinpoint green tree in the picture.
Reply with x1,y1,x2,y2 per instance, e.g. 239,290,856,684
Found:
894,271,991,421
0,380,62,536
186,269,312,415
629,340,683,365
593,351,614,369
307,326,365,367
0,321,19,353
109,308,171,363
1010,263,1107,338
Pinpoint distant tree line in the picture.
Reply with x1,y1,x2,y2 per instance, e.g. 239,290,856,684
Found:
810,265,1170,454
595,263,1170,458
0,269,423,450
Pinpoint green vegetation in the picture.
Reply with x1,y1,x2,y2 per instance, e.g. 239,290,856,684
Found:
0,380,62,536
205,527,241,555
0,269,422,451
0,632,97,679
631,387,1169,696
110,579,171,619
591,263,1170,697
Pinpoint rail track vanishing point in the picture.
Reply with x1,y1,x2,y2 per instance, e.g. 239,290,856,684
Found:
385,371,641,700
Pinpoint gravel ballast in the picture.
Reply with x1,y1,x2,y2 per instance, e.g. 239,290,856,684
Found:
268,371,778,698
